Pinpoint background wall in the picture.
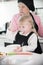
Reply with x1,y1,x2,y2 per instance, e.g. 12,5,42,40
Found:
0,0,43,30
34,0,43,24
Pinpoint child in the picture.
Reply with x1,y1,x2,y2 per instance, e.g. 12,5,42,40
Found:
13,15,42,54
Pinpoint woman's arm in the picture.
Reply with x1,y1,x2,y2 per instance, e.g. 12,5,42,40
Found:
8,14,20,32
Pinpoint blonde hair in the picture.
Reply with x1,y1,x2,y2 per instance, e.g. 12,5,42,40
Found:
19,15,38,36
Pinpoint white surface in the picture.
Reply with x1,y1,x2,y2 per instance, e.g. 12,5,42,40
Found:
1,53,43,65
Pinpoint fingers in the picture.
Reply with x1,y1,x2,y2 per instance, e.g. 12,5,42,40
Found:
13,47,22,52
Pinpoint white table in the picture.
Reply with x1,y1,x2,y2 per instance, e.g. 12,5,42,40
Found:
1,52,43,65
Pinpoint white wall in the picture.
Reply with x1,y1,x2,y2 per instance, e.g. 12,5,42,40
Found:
0,1,19,30
0,0,43,30
34,0,43,24
34,0,43,8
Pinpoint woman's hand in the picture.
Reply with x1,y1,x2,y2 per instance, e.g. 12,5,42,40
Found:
13,46,22,52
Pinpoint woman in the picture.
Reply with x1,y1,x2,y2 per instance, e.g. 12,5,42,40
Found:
8,0,43,37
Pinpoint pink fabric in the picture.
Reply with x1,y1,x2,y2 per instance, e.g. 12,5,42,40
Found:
8,13,43,37
8,14,20,32
32,13,43,37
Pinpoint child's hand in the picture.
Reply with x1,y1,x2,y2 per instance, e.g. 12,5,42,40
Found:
13,46,22,52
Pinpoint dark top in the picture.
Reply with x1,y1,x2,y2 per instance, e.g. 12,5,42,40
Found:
13,32,42,54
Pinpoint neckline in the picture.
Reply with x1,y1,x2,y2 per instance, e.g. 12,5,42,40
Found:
19,31,34,36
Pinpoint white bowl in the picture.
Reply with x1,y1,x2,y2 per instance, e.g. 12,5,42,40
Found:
5,44,20,53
